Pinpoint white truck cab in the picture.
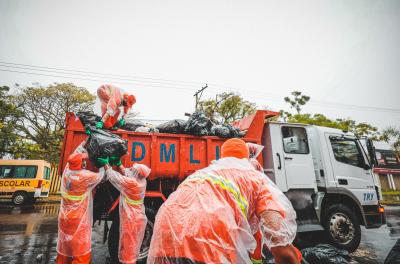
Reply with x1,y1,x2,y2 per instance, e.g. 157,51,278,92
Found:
263,122,385,252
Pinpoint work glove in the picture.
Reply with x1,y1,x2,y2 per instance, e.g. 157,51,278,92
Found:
95,121,104,129
109,156,122,166
85,126,92,135
96,157,109,167
116,118,125,128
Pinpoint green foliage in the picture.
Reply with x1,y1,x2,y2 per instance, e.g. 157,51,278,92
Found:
380,127,400,155
199,92,256,124
12,83,95,163
281,91,379,139
0,86,22,157
283,112,379,138
284,91,310,114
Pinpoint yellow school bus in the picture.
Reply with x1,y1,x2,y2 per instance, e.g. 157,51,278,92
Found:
0,160,51,205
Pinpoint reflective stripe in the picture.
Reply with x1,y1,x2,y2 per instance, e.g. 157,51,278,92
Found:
251,258,262,264
186,173,249,217
123,195,144,206
61,192,86,201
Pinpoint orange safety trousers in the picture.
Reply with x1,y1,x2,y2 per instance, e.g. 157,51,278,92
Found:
56,252,91,264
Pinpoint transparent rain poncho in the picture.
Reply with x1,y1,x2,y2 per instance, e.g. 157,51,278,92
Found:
247,142,264,172
106,164,150,264
57,144,105,257
147,157,297,264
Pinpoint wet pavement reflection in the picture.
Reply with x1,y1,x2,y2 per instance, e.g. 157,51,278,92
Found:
0,202,399,264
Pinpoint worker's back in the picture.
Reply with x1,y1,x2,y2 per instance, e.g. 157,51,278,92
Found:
148,157,287,264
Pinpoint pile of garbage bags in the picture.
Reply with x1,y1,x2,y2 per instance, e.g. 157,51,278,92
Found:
156,119,187,134
156,112,245,138
301,244,351,264
76,111,244,138
84,128,128,165
77,111,101,127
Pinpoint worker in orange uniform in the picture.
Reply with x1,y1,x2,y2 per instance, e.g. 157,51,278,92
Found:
148,138,300,264
95,84,136,129
56,145,109,264
105,161,151,264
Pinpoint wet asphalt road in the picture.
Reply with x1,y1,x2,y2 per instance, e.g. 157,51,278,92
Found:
0,202,399,264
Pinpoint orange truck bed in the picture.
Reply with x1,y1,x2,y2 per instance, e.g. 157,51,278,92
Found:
59,110,278,180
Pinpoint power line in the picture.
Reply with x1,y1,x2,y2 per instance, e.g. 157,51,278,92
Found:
0,61,203,86
1,61,399,114
0,68,198,92
0,63,200,90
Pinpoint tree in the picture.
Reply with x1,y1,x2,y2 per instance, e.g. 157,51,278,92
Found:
13,83,95,163
0,86,22,158
380,127,400,155
199,92,256,124
284,113,380,138
284,91,310,114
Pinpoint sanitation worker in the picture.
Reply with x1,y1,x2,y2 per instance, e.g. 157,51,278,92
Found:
105,160,150,264
148,138,300,264
95,84,136,130
56,146,109,264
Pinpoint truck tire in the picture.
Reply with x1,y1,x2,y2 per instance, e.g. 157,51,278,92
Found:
108,208,156,264
12,191,28,205
323,204,361,252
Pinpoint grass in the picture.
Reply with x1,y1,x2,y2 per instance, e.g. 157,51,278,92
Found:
382,190,400,196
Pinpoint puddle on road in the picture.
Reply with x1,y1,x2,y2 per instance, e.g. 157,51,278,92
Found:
0,203,60,264
0,203,59,235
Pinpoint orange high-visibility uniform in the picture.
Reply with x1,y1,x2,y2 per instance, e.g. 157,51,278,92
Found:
97,84,134,129
56,252,91,264
147,158,297,264
56,165,104,263
107,164,150,264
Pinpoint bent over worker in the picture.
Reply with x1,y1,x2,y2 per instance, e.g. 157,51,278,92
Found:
148,138,300,264
96,84,136,129
106,162,151,264
56,145,108,264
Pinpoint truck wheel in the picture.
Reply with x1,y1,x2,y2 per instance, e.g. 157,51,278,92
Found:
108,208,156,264
12,191,28,205
323,204,361,252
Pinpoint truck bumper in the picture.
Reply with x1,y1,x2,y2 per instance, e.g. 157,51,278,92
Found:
363,205,386,229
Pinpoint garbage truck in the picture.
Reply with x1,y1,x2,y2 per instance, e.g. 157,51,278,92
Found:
58,110,385,262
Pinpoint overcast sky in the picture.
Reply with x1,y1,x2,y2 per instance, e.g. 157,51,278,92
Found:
0,0,399,129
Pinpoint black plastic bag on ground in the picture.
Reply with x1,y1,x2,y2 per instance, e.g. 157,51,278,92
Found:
84,128,128,166
385,239,400,264
156,119,187,134
77,111,102,127
123,119,145,131
184,112,213,136
301,244,350,264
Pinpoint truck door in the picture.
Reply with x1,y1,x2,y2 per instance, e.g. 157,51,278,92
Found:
280,125,315,189
325,134,377,205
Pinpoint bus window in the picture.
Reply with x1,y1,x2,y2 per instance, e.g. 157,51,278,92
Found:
0,166,14,179
44,167,51,180
26,166,38,178
3,165,38,179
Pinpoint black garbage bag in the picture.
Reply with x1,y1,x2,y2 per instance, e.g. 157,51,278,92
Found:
123,119,145,131
184,112,213,136
210,124,244,138
84,127,128,166
301,244,350,264
210,125,231,138
77,111,102,126
156,119,187,134
385,239,400,264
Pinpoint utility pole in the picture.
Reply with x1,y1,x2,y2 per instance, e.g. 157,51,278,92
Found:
194,83,208,111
